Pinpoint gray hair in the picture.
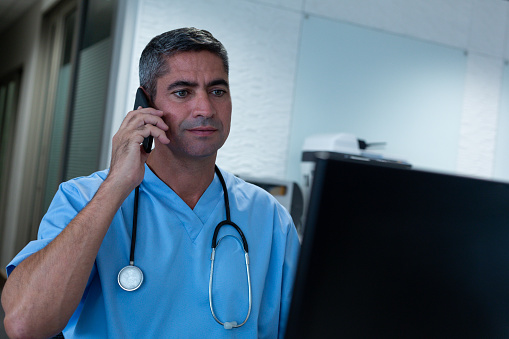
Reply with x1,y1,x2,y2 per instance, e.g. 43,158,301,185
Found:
139,27,229,101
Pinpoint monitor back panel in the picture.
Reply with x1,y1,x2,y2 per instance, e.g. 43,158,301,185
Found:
286,155,509,338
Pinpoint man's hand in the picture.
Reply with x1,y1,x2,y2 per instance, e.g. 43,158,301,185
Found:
107,106,170,195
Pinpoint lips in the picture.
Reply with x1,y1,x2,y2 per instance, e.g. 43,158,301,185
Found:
187,126,217,136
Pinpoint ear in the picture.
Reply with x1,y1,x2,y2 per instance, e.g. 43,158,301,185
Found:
139,86,155,107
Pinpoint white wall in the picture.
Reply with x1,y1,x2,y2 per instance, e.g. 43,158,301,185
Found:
107,0,509,183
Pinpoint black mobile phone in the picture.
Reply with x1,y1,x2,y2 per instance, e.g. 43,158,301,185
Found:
133,88,153,153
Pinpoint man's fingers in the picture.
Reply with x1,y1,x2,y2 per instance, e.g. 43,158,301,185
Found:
138,124,171,145
141,115,169,132
122,108,168,132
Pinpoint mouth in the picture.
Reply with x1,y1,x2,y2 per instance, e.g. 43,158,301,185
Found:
187,126,218,136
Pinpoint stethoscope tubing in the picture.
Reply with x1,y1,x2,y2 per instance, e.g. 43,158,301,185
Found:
209,234,252,329
209,166,252,328
123,166,252,329
130,186,140,265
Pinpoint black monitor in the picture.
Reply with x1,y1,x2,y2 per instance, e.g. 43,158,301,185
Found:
285,152,509,338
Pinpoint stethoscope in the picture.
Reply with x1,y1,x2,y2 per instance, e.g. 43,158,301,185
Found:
117,166,252,330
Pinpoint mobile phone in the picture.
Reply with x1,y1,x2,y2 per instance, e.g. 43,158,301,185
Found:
133,88,153,153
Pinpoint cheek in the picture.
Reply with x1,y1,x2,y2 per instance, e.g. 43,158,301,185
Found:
161,114,179,137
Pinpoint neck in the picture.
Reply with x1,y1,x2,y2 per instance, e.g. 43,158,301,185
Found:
146,149,217,209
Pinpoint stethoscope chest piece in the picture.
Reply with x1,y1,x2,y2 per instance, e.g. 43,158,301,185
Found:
118,264,144,291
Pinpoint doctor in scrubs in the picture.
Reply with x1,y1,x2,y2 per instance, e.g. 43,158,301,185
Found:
2,27,300,338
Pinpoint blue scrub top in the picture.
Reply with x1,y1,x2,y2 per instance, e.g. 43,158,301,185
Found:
7,165,300,338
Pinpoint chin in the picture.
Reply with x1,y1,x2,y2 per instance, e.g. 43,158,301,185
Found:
170,145,221,160
186,140,226,157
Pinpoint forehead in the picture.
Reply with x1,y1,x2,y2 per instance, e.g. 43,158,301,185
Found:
161,51,228,79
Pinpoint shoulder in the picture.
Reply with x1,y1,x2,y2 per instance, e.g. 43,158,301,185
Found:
218,168,294,230
37,169,109,241
220,168,278,204
54,169,109,208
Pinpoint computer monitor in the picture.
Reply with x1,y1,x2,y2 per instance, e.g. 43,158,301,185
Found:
285,152,509,338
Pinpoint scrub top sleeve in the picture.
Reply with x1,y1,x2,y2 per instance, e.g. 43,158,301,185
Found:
6,180,94,276
38,181,91,240
278,219,301,339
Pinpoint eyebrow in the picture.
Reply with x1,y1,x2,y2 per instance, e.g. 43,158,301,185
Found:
166,79,229,91
208,79,229,88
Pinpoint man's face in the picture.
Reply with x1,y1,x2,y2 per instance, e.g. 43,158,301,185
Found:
152,50,232,160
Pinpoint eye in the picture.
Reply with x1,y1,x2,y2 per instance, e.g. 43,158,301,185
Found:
173,90,188,98
211,89,226,97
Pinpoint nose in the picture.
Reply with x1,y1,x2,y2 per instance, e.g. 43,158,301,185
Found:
192,91,215,118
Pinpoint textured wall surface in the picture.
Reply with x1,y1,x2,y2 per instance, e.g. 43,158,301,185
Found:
457,55,504,178
114,0,509,181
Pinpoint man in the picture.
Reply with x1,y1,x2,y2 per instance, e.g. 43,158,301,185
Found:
2,28,300,338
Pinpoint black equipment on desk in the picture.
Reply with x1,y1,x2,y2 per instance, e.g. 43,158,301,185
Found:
285,152,509,338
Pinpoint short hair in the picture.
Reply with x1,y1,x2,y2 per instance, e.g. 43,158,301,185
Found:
139,27,229,101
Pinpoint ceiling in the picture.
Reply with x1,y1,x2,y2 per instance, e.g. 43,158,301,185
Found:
0,0,39,34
